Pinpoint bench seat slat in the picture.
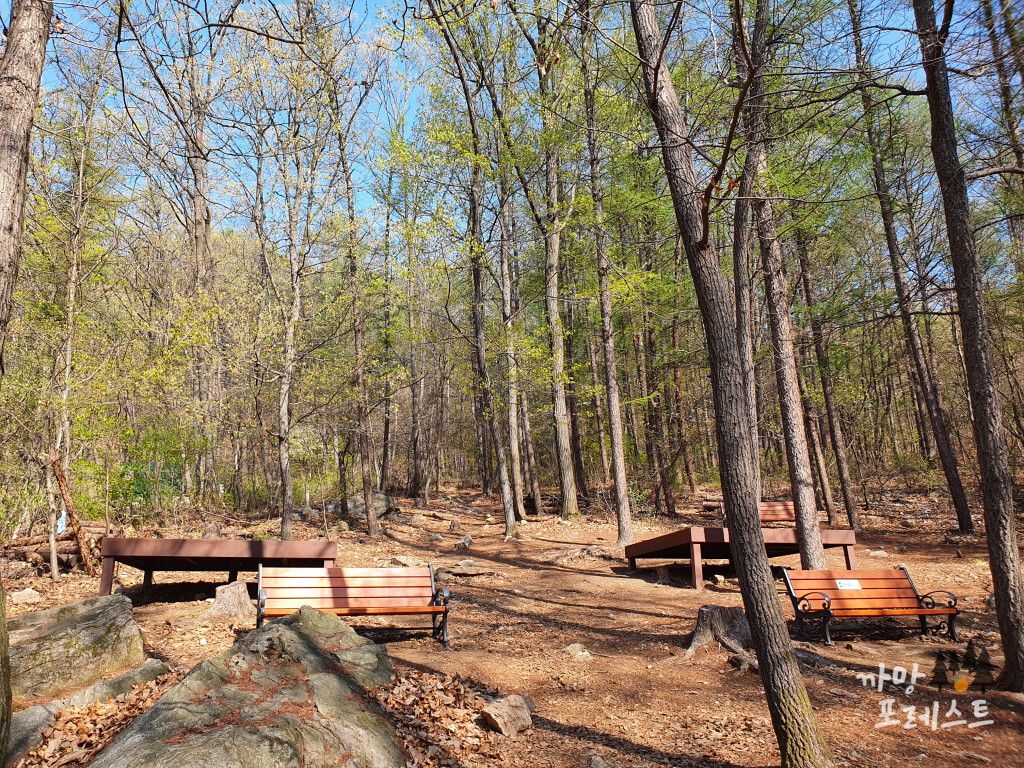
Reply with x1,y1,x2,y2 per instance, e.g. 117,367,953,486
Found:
263,586,434,599
264,596,437,609
263,604,447,616
830,608,957,617
263,566,431,578
801,597,923,610
262,577,434,589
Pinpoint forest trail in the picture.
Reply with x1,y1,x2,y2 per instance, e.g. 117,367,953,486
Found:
6,491,1024,768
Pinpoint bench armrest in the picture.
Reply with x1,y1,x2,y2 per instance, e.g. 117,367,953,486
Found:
432,586,451,608
920,590,957,609
795,591,832,612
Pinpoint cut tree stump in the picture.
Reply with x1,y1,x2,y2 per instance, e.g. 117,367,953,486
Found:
684,605,757,671
193,581,256,625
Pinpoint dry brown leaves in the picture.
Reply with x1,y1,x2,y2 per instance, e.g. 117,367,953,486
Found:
373,670,510,768
12,670,185,768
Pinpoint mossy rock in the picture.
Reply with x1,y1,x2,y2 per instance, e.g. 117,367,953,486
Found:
8,595,146,701
90,608,402,768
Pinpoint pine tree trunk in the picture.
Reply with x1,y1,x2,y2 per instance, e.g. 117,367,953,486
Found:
848,0,973,534
629,1,836,762
912,0,1024,691
796,239,859,529
1,579,11,764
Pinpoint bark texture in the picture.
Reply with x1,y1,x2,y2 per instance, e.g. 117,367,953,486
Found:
628,1,836,763
912,0,1024,691
0,0,52,374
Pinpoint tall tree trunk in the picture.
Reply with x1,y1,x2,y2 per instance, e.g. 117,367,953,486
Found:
743,0,825,569
1,579,11,764
340,141,378,538
798,359,838,527
796,238,859,529
629,1,836,763
912,0,1024,691
586,331,611,487
0,0,52,377
519,392,544,515
565,271,589,501
848,0,973,533
499,182,527,520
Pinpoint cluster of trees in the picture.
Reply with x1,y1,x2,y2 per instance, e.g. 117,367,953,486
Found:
1,0,1022,763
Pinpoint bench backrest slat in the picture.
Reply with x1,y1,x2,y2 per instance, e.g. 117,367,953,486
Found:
784,567,922,611
260,566,438,615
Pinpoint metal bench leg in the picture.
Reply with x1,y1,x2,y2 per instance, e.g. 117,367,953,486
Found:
795,614,812,642
948,614,959,642
919,615,929,636
439,610,450,649
99,557,115,596
822,616,833,645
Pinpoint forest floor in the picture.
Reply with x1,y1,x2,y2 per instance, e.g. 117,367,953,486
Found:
6,488,1024,768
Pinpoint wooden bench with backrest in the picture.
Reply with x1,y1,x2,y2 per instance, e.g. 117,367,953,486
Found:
781,567,959,644
256,565,451,647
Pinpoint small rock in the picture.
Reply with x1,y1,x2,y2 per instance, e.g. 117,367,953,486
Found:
430,533,444,542
482,695,533,736
391,555,427,568
563,642,588,656
335,520,350,532
868,550,889,558
485,516,496,524
956,549,964,558
9,588,41,605
713,574,726,586
895,546,908,554
454,534,473,552
590,757,615,768
449,520,461,531
984,594,996,610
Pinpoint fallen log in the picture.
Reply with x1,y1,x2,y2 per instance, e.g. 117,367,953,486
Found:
1,532,75,549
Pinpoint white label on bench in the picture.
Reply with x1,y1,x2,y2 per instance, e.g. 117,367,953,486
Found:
835,579,861,590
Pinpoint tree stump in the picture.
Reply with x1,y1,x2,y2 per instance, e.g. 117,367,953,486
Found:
684,605,757,671
194,581,256,625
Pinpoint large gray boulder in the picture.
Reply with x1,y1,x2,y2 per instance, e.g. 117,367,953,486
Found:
8,594,146,701
335,493,395,523
90,608,404,768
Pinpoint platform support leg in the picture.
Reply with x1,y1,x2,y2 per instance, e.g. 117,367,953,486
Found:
691,543,703,591
98,557,114,596
843,545,857,569
228,571,238,583
143,570,153,588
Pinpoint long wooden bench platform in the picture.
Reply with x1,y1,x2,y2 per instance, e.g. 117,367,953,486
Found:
257,565,451,647
781,567,959,644
98,537,336,596
624,501,856,591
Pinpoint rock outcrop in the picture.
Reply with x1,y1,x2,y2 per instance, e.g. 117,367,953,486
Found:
90,608,404,768
8,595,147,701
7,658,171,763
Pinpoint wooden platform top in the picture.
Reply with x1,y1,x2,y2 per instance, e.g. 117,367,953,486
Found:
623,526,855,560
101,537,336,558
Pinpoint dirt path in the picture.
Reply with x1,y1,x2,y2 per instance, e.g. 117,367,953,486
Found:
7,491,1024,767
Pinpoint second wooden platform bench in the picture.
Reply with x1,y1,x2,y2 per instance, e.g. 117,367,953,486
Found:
781,566,959,644
256,565,451,647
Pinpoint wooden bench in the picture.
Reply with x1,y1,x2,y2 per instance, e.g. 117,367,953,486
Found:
257,565,451,647
781,567,959,644
98,537,337,595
